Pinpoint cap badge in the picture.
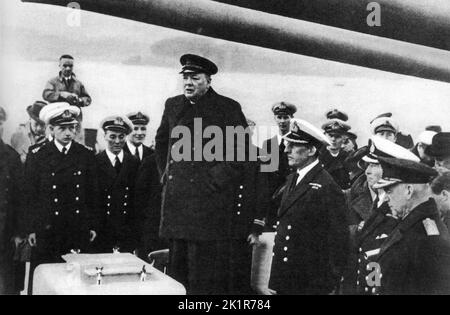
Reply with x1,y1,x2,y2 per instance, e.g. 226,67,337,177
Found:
291,121,300,133
62,110,72,119
136,112,144,119
114,117,124,126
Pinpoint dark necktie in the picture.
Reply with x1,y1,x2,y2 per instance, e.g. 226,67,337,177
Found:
62,147,67,156
115,156,122,174
134,145,140,161
279,139,286,153
289,172,299,193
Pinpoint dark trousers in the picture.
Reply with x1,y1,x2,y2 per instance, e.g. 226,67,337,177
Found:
28,226,91,294
0,256,14,295
169,239,253,295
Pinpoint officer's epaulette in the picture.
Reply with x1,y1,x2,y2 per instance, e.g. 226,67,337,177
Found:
309,183,322,190
82,144,94,151
29,141,48,154
253,219,265,227
423,218,440,236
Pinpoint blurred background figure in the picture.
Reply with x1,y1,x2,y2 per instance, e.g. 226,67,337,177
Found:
320,109,352,190
411,130,437,167
431,172,450,232
426,132,450,174
370,112,414,149
43,55,91,108
342,131,358,154
10,101,47,163
43,55,95,149
370,113,398,143
125,112,152,163
0,106,23,295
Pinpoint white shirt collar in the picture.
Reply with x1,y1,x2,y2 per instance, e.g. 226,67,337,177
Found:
377,191,386,208
277,133,287,146
296,159,320,185
329,150,340,158
127,141,143,159
54,140,72,154
369,187,377,202
106,149,124,166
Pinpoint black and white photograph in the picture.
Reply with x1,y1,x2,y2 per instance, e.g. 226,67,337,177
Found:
1,0,450,299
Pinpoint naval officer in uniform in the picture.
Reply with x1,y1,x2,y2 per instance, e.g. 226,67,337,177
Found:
26,103,99,267
10,101,47,164
320,110,352,190
368,158,450,294
347,136,421,294
95,115,140,254
261,102,297,232
268,119,349,295
125,111,153,163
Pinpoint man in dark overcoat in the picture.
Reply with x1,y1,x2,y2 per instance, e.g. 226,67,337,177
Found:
154,54,249,294
268,119,349,295
95,115,140,254
0,107,23,295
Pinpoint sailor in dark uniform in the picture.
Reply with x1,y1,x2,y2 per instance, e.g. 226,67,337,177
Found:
370,113,399,143
261,102,297,232
269,119,349,295
348,136,421,294
95,115,140,254
365,158,450,295
125,111,153,163
25,103,99,292
320,110,352,190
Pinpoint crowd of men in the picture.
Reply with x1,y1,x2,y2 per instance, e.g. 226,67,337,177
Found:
1,53,450,295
